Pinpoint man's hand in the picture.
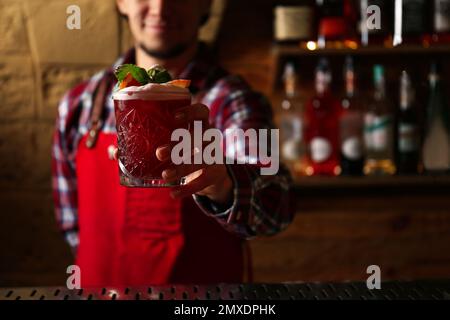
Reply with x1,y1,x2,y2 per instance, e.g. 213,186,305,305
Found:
156,103,233,205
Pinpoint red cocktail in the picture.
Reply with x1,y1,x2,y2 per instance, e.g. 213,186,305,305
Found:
113,83,190,187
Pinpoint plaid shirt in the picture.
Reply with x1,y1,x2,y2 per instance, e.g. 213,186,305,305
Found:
52,46,294,252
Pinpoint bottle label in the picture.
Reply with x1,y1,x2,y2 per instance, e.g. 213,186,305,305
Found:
275,6,315,41
280,116,303,161
364,114,392,151
311,137,332,163
282,138,303,161
399,123,419,152
315,71,331,95
280,115,302,141
423,118,450,170
342,136,363,160
435,0,450,32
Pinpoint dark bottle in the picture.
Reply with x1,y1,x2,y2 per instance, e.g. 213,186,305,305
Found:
422,63,450,173
394,0,429,46
396,71,421,174
339,56,364,175
316,0,358,48
304,58,341,176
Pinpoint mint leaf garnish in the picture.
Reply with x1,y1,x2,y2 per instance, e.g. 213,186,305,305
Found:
153,71,172,83
147,65,172,84
114,64,172,86
147,66,162,80
114,64,150,85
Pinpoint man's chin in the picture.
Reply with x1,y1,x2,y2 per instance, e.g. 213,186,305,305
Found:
138,42,189,60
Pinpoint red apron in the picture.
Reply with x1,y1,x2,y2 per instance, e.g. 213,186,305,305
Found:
75,132,246,287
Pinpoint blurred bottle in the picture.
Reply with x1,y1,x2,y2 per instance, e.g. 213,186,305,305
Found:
431,0,450,44
279,62,308,176
394,0,430,46
364,65,396,175
359,0,393,47
305,58,341,176
422,63,450,173
316,0,358,49
396,71,421,174
274,1,316,43
339,57,364,176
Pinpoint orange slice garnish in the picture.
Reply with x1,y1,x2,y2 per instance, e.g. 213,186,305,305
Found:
166,79,191,88
119,73,141,89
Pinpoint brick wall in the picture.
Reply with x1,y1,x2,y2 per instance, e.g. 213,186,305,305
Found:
0,0,230,286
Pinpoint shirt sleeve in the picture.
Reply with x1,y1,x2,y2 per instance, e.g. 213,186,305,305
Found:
51,88,84,255
193,76,295,239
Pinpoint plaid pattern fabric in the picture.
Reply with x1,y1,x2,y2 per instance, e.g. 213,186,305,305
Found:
52,46,294,252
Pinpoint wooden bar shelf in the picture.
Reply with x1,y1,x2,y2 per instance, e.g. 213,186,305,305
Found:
293,175,450,195
272,44,450,57
294,175,450,187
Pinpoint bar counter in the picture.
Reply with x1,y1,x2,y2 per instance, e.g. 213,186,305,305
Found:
1,280,450,300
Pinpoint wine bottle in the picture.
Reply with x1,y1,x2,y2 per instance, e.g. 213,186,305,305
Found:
396,71,421,174
316,0,358,48
394,0,429,45
279,62,308,176
422,63,450,173
340,56,364,175
305,58,341,176
432,0,450,44
364,65,396,175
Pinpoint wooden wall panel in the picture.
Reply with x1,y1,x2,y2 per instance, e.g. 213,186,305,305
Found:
217,0,275,95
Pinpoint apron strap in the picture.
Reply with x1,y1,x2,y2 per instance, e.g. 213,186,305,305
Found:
85,74,112,149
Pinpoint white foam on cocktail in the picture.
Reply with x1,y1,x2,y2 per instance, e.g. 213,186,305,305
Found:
112,83,190,101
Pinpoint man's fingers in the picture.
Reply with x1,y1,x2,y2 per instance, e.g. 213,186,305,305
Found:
170,168,216,199
156,144,171,161
162,161,208,183
109,146,119,161
161,140,216,182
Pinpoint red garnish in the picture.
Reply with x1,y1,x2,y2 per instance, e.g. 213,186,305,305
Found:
119,73,141,89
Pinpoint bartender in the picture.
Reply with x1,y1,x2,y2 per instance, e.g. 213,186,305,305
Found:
52,0,294,287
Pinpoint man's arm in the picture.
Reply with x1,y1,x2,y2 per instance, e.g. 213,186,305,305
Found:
193,76,295,239
51,90,82,256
